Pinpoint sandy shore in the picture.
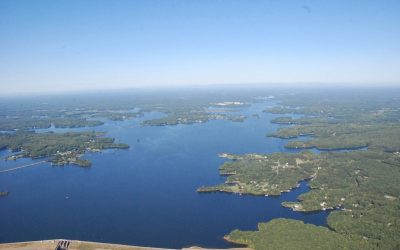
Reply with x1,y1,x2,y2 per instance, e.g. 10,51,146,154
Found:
0,239,251,250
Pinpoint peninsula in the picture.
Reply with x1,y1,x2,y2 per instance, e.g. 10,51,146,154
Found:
0,131,129,167
200,90,400,249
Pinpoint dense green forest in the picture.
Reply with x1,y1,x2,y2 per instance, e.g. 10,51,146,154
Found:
227,219,375,249
1,88,399,249
0,89,265,169
0,131,129,167
200,90,400,249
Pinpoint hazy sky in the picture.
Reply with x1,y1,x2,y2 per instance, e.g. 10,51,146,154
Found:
1,0,400,94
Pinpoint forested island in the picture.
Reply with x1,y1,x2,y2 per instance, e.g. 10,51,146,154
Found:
200,90,400,249
0,90,262,170
139,99,247,126
0,131,129,167
1,88,399,249
0,91,257,131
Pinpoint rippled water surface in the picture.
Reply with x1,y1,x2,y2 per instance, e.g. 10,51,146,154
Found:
0,102,329,248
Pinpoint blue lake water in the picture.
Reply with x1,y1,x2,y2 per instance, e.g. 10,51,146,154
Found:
0,101,330,248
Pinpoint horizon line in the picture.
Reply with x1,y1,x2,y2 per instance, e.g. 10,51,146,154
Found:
1,82,400,97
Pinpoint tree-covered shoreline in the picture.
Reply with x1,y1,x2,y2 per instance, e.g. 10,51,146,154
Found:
0,131,129,167
201,90,400,249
